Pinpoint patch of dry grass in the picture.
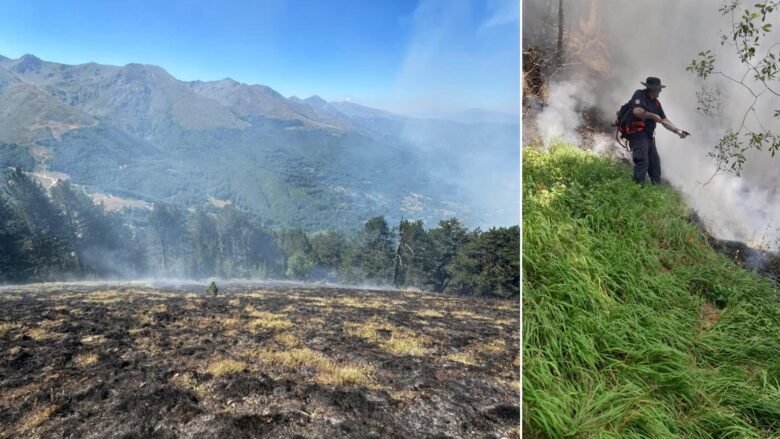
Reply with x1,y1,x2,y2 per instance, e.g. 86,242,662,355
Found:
74,353,99,367
171,371,198,390
219,317,242,330
344,319,430,356
416,309,445,318
302,297,332,307
305,317,326,327
136,310,156,325
259,347,330,369
451,310,491,320
317,363,374,386
479,338,507,353
437,338,510,366
83,290,124,304
344,322,382,342
275,332,301,348
254,347,373,386
495,317,519,327
333,296,385,310
0,382,40,408
170,371,214,399
80,335,107,345
246,306,293,330
38,318,65,329
249,318,293,331
384,334,428,356
237,290,271,299
207,359,247,377
16,404,58,431
497,377,521,393
183,301,198,311
445,351,478,365
0,322,21,337
27,327,61,341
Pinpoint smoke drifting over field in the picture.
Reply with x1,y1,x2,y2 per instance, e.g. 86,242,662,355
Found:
524,0,780,249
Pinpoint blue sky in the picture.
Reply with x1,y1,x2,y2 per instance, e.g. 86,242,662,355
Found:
0,0,519,115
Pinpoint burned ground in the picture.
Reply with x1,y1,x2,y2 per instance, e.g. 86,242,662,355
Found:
0,283,519,438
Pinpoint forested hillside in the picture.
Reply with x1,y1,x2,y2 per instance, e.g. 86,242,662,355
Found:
0,54,518,231
0,168,518,298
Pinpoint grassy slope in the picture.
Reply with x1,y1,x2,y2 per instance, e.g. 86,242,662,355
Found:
523,144,780,438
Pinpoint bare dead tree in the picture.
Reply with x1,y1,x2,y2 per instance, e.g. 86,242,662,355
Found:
556,0,565,69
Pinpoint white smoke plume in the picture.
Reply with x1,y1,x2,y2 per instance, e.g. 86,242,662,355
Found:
535,81,592,147
524,0,780,250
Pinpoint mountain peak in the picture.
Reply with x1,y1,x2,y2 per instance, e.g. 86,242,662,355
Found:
304,95,328,106
12,54,44,73
120,63,173,81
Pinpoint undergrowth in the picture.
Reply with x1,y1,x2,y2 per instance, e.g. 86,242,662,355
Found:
523,143,780,438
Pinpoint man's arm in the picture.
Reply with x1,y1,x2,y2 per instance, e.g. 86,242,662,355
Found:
660,119,689,138
632,107,662,122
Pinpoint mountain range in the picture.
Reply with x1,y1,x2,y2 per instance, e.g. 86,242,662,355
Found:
0,54,518,230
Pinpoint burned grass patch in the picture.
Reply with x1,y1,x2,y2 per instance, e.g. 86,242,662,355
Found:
0,283,519,438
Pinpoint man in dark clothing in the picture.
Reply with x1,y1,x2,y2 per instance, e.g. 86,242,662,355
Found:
625,77,688,184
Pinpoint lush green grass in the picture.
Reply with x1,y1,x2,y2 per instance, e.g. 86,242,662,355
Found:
523,143,780,438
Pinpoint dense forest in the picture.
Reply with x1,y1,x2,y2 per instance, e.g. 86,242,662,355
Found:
0,169,518,298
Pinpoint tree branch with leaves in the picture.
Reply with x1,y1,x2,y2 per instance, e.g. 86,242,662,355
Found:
688,0,780,181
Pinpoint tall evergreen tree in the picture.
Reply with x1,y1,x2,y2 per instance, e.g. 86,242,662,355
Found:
428,218,470,292
310,230,346,280
0,194,28,281
354,216,394,284
149,203,187,275
51,181,129,276
448,226,519,298
188,208,219,277
246,221,284,278
2,169,77,279
393,219,435,288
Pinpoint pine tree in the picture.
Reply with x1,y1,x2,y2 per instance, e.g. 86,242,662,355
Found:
149,203,187,275
448,226,519,298
2,169,77,279
428,218,470,292
393,219,435,289
354,216,394,283
0,194,28,281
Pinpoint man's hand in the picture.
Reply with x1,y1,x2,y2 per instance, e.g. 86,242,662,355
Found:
660,119,689,138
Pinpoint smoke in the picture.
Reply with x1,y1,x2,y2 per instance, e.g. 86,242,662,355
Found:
392,0,520,229
524,0,780,249
534,80,592,147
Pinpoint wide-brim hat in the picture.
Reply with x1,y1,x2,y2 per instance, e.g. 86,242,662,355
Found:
641,76,666,90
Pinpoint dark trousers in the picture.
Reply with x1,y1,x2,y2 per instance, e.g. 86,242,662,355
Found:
629,134,661,184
